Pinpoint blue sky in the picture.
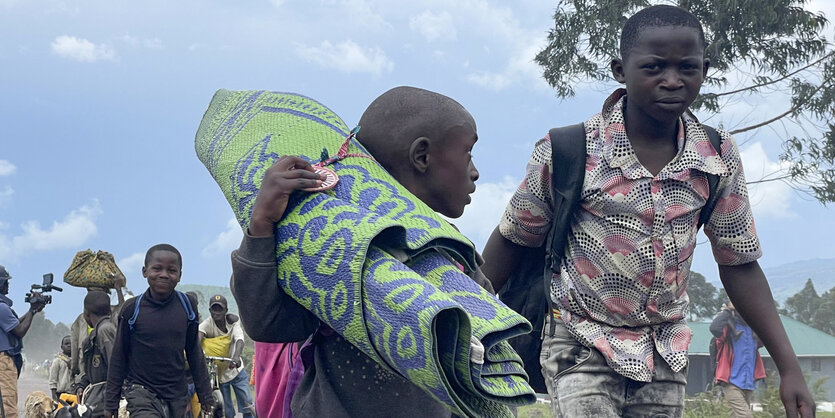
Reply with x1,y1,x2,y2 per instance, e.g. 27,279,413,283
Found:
1,0,833,322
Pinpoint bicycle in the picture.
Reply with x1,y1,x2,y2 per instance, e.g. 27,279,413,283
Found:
203,355,233,418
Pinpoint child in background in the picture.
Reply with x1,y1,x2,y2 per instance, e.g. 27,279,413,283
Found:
74,291,117,417
49,336,73,402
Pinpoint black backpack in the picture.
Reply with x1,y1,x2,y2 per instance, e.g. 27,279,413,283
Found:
498,123,724,394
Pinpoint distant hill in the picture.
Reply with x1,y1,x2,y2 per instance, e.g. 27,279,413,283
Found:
704,258,835,303
762,258,835,302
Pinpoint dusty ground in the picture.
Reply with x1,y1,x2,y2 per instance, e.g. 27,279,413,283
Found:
16,369,51,416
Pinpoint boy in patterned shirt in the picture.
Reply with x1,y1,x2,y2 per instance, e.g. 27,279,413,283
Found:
482,5,815,417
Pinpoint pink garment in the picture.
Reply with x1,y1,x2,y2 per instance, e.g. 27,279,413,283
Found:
254,342,297,418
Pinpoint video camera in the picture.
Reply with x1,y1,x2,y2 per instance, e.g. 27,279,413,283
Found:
25,273,63,304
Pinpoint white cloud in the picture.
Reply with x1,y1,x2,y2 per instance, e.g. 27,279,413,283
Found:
329,0,391,31
0,186,13,206
119,35,164,49
467,36,548,91
466,71,512,91
0,160,15,176
295,40,394,76
117,252,145,285
51,36,116,62
740,142,795,219
269,0,285,7
202,218,243,258
0,200,102,260
410,10,456,42
450,176,519,249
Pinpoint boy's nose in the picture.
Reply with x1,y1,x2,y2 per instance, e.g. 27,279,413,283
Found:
470,161,480,182
661,70,684,88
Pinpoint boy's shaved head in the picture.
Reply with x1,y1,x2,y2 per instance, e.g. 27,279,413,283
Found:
620,5,705,59
145,243,182,267
356,86,471,174
84,290,111,317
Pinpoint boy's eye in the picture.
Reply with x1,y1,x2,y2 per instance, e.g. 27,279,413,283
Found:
643,63,660,71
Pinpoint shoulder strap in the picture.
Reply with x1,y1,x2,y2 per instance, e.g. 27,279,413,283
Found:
545,123,587,273
699,125,723,229
175,290,197,323
127,293,143,332
128,291,196,332
544,123,587,336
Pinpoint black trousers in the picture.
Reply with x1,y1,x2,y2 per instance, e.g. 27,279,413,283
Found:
124,384,189,418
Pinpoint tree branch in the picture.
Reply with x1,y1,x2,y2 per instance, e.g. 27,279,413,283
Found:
747,175,792,185
710,51,833,98
729,74,834,135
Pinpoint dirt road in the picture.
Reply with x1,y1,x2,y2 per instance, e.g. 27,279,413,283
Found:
15,369,51,416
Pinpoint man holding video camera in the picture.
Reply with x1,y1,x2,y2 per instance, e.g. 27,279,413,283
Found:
0,265,48,418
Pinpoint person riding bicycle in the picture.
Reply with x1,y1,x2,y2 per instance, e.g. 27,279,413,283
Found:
198,295,254,418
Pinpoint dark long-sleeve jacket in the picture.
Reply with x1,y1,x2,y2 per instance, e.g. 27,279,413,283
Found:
76,316,116,389
105,289,211,412
231,232,493,418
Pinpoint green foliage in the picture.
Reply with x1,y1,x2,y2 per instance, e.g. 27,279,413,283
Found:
536,0,835,203
755,374,787,418
686,271,724,320
753,372,828,417
780,279,835,335
684,386,731,418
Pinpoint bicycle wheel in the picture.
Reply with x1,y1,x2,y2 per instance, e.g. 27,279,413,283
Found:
211,389,225,418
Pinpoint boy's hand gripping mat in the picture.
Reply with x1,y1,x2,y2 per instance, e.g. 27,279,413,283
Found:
195,90,535,417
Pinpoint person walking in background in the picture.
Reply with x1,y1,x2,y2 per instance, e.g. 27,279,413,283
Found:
198,294,254,418
74,291,117,417
710,300,766,418
49,336,74,402
70,275,126,386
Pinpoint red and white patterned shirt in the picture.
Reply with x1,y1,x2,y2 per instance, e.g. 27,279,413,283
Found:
499,89,762,382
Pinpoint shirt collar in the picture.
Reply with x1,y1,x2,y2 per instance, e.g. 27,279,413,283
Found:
598,89,728,179
0,294,13,307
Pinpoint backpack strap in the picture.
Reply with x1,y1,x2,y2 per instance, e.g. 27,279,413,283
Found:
128,291,196,332
175,290,197,323
128,293,144,332
544,123,587,336
699,125,724,229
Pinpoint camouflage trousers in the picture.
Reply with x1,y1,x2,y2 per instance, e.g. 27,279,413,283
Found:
540,316,687,418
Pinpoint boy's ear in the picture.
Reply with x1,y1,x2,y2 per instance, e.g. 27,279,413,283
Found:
702,58,711,79
141,266,147,278
611,58,626,84
409,137,431,173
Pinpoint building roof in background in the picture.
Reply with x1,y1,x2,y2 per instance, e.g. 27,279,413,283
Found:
689,314,835,357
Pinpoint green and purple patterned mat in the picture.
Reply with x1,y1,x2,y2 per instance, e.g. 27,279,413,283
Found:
195,89,535,417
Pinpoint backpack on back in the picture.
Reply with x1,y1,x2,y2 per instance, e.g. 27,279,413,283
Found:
498,123,724,394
